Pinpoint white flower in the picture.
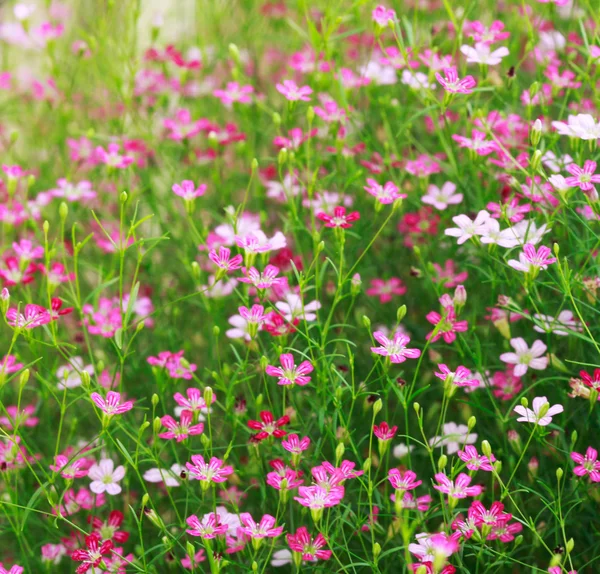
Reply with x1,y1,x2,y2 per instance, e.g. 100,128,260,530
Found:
499,338,548,377
551,114,600,140
542,151,573,173
548,174,569,192
460,43,509,65
479,219,521,248
393,443,414,459
143,464,183,487
272,549,293,567
514,396,563,427
275,293,321,322
88,459,125,495
56,357,95,390
538,30,566,52
215,506,242,536
422,182,463,210
444,210,490,244
401,70,434,90
429,422,477,454
359,61,397,85
533,310,582,337
508,220,550,246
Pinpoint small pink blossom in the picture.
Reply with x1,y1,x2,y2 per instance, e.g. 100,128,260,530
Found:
514,396,563,426
371,331,421,363
500,338,548,377
275,80,312,101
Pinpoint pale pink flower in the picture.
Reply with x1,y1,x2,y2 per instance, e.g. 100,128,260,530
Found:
364,178,405,204
276,80,312,101
91,391,134,415
88,459,125,495
460,43,509,65
159,410,204,442
372,5,396,26
435,66,476,94
564,160,600,191
186,454,234,488
172,180,207,200
239,513,283,539
434,472,483,498
422,182,463,210
444,210,490,244
513,396,563,426
500,338,548,377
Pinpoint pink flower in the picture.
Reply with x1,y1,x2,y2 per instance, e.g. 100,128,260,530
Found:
265,353,314,386
239,513,283,539
387,469,422,492
371,331,421,363
287,527,332,561
372,5,396,27
88,459,125,495
564,160,600,191
508,244,556,274
435,67,477,94
95,143,134,169
159,410,204,442
0,405,39,429
186,513,229,538
186,454,234,488
317,206,360,228
276,80,313,101
500,338,548,376
213,82,254,105
294,485,344,509
91,391,134,416
468,501,512,527
465,20,510,44
282,434,311,456
452,131,498,155
364,179,405,204
227,304,268,339
458,445,495,471
434,472,483,498
209,246,243,273
513,396,563,426
571,447,600,482
173,387,215,414
172,180,207,200
366,278,407,303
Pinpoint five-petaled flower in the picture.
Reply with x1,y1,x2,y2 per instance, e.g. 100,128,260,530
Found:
513,396,563,426
371,331,421,363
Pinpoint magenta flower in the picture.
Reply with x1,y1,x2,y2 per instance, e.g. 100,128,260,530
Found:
294,485,344,510
186,454,234,488
565,160,600,191
371,331,421,363
435,66,477,94
371,5,396,26
95,143,134,169
425,309,468,344
433,473,483,498
571,447,600,482
282,434,311,455
317,206,360,228
265,353,314,386
434,364,480,388
91,391,134,416
208,246,243,273
172,180,207,200
287,527,332,562
247,410,290,440
500,338,548,377
173,387,215,413
186,513,229,538
468,501,512,528
213,82,254,105
387,469,422,492
0,405,39,429
49,454,89,479
276,80,313,101
507,244,556,274
457,445,495,471
364,179,406,204
374,422,397,440
513,396,563,426
159,410,204,442
6,303,52,328
239,265,283,289
239,513,283,539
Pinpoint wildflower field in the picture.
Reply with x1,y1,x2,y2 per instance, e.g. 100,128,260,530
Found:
2,0,600,572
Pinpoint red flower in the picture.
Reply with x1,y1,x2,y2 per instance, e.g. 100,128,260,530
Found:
247,411,290,441
71,533,113,574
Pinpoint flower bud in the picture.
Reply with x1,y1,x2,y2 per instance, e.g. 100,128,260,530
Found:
152,394,159,407
153,416,162,435
467,416,476,431
396,305,407,323
336,442,345,464
481,440,492,459
373,398,383,416
19,369,30,388
438,454,447,471
530,118,542,146
204,386,214,407
362,315,371,329
120,191,128,204
59,202,69,221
